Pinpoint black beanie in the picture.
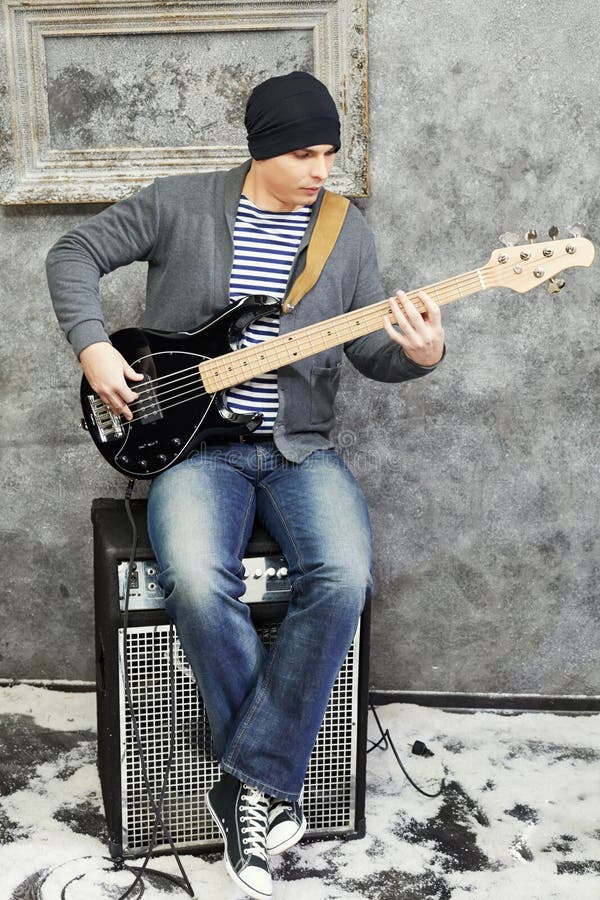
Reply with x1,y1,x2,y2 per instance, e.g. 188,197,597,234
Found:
245,71,341,160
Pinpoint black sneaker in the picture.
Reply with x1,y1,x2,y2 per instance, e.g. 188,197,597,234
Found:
206,772,272,899
266,792,307,856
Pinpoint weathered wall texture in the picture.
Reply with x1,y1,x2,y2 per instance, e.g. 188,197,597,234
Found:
1,1,599,692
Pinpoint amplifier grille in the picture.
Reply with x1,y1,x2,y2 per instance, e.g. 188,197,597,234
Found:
119,620,360,855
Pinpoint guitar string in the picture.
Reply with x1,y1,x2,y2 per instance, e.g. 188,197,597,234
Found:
119,264,508,423
127,269,489,403
127,365,208,405
194,251,569,396
117,246,572,408
117,253,568,427
122,270,489,425
124,299,483,423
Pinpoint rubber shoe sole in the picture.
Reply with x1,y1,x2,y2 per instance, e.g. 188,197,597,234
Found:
267,809,307,856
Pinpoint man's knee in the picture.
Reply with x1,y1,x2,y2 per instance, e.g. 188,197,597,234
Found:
295,557,372,616
160,560,245,619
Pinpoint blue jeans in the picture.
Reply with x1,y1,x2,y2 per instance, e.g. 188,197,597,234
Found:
147,441,373,802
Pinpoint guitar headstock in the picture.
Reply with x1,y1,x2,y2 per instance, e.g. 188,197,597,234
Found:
485,227,595,294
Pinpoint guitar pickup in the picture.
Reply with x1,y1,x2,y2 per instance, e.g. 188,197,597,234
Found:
87,395,125,443
131,372,162,424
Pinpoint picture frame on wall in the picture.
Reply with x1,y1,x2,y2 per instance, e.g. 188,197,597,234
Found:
1,0,369,204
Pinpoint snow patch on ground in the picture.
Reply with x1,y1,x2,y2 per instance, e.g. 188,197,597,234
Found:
1,686,600,899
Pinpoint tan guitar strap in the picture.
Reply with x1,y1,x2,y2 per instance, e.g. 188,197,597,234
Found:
282,190,350,314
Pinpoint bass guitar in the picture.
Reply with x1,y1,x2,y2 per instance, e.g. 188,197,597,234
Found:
80,230,595,479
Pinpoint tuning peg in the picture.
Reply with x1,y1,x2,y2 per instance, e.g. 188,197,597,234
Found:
567,222,586,238
525,229,538,243
548,225,559,240
499,231,520,247
547,277,566,294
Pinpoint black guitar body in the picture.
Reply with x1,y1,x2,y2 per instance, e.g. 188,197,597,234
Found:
80,294,280,479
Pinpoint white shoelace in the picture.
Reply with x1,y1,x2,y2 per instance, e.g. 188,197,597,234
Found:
271,788,303,815
240,785,270,861
270,797,292,814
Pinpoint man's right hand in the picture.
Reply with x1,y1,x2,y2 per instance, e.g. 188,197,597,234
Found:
80,342,144,421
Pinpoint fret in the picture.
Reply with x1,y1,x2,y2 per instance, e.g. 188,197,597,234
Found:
325,321,343,345
305,330,323,355
296,335,319,358
256,341,287,368
282,335,303,362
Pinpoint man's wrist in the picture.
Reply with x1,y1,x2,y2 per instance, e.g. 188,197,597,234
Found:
401,343,446,370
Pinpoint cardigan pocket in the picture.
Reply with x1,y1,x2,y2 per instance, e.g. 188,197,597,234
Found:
310,361,343,426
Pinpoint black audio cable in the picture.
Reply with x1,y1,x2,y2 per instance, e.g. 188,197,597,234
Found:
367,702,445,799
116,478,196,900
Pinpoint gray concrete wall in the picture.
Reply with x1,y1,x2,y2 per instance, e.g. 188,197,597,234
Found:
1,0,599,692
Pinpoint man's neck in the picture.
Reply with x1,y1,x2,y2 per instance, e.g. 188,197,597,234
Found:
242,166,306,213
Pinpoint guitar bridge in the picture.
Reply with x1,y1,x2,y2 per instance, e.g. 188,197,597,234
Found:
87,395,125,443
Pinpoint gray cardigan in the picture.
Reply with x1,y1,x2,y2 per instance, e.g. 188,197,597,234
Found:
46,160,442,463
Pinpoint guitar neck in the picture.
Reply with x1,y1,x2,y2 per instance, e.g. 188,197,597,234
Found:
199,267,487,392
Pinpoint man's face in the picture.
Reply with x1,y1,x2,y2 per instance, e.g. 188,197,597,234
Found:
253,145,337,211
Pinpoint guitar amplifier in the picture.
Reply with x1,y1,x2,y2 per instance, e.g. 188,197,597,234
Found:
92,498,370,859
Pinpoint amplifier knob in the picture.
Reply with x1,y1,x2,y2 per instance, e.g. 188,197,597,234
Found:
266,567,276,577
253,568,263,578
276,567,288,578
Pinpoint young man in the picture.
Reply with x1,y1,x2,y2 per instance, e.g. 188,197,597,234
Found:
47,71,444,899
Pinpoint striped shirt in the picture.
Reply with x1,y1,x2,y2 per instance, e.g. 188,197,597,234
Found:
224,195,311,433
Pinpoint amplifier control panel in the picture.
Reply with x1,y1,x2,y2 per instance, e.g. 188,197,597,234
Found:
118,556,291,611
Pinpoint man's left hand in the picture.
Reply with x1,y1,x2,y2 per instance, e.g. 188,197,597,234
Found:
383,290,444,367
